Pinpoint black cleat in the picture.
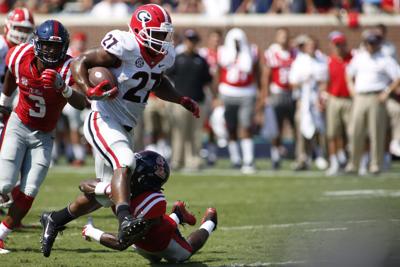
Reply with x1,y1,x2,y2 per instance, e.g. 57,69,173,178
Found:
40,212,65,257
201,207,218,231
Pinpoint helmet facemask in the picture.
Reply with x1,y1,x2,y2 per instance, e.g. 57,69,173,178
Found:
34,38,68,67
6,23,33,45
136,22,174,54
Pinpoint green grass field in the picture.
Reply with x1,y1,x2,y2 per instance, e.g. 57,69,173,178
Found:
2,160,400,267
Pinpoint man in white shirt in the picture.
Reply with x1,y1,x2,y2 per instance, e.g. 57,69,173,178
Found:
346,30,400,174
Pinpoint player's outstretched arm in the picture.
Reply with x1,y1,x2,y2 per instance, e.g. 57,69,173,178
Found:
71,47,121,97
153,74,200,118
83,218,154,251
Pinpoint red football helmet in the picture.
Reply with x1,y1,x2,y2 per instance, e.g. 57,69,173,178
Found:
5,8,35,45
129,4,174,54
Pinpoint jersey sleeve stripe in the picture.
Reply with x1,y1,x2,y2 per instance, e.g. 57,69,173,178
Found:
8,44,25,75
14,44,33,82
133,192,164,216
60,58,73,85
136,197,166,218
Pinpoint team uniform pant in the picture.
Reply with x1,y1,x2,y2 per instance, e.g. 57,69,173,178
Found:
83,111,136,183
0,112,53,197
133,230,193,263
170,102,205,169
326,95,352,139
221,94,256,133
348,93,387,171
386,98,400,140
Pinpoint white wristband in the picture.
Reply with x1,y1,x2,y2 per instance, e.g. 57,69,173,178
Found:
62,85,73,98
87,226,104,242
94,182,111,195
0,93,12,107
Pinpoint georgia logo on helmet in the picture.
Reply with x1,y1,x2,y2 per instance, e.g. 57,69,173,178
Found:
129,4,174,55
4,8,35,45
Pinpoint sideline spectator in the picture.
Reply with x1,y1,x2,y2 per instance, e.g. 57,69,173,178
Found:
289,36,328,170
346,30,400,174
217,28,259,174
199,29,223,165
167,29,212,170
259,27,295,169
322,31,352,176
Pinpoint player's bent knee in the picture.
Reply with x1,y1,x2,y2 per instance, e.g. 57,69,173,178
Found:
0,183,14,195
20,185,39,198
116,147,136,170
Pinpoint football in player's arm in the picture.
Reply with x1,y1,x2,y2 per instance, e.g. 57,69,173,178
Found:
0,20,86,254
70,4,200,245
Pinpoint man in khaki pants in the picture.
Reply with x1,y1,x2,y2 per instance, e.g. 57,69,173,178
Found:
322,31,353,176
346,30,400,175
167,29,212,170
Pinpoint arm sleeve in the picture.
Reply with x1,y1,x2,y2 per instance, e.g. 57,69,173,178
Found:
5,46,18,76
346,56,357,78
144,199,167,220
384,57,400,81
100,30,127,61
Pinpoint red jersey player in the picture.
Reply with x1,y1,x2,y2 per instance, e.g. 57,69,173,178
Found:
40,150,217,262
0,20,86,253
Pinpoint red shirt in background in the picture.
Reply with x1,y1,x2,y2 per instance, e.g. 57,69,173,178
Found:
327,53,352,98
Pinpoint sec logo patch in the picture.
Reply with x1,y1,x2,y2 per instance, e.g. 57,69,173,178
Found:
135,57,145,68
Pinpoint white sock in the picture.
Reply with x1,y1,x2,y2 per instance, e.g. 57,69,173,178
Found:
360,152,369,171
337,149,347,165
200,220,215,235
329,154,339,168
0,222,12,240
228,141,241,165
85,225,104,242
270,146,280,162
169,213,180,225
241,138,254,166
72,144,86,161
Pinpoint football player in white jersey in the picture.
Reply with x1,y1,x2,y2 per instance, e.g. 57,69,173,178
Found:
70,4,200,244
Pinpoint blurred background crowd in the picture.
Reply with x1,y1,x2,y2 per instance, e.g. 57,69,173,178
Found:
45,22,400,177
1,3,400,177
1,0,400,16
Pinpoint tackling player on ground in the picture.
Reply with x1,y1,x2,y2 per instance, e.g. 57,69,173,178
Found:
70,3,200,244
40,151,217,262
0,20,86,253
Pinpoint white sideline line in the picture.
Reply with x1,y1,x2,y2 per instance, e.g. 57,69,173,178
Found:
305,227,348,233
324,190,400,198
224,261,307,267
219,219,400,231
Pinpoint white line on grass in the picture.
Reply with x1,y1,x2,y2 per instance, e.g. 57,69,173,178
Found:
305,227,348,233
224,260,307,266
323,189,400,198
219,219,400,231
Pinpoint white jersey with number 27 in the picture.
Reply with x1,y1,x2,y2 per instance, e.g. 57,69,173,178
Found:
92,30,175,128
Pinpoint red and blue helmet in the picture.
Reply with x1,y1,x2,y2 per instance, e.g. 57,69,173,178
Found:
33,20,69,67
131,150,170,197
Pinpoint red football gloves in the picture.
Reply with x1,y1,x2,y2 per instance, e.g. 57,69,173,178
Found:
41,69,65,92
86,80,118,101
179,96,200,118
